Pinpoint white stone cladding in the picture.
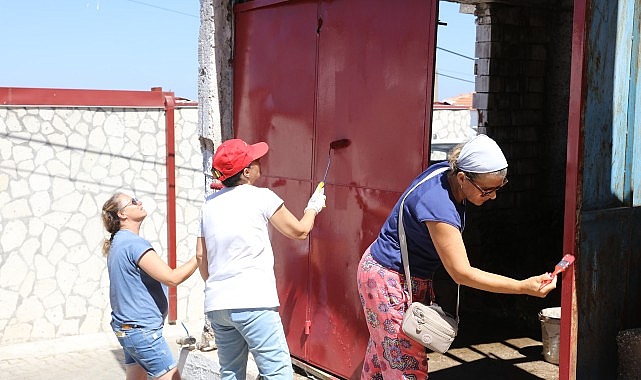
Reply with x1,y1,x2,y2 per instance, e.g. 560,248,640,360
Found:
430,108,479,161
0,105,206,345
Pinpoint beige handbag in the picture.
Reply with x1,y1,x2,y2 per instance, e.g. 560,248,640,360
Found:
401,299,458,353
398,167,460,353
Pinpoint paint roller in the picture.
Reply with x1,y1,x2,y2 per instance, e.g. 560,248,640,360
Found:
316,138,351,192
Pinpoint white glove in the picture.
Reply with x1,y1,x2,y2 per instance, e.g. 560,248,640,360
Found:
305,183,326,214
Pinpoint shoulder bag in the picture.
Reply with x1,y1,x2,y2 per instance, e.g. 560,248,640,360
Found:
399,166,460,353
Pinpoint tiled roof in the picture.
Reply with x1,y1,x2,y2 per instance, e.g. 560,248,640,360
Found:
439,92,474,109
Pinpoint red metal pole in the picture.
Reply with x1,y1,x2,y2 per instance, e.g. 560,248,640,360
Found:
161,89,178,324
560,0,587,378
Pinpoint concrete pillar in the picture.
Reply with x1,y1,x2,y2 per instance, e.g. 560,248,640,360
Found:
198,0,234,189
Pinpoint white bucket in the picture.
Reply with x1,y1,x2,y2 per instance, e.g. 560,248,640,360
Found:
539,307,561,365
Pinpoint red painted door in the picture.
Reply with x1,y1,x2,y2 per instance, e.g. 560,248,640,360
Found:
233,1,438,377
233,0,319,364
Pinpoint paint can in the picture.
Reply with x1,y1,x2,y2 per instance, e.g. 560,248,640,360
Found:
539,307,561,364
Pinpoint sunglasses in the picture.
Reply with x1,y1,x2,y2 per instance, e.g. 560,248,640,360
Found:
118,197,140,212
465,175,508,197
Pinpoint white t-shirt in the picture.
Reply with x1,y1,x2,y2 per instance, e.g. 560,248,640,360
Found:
199,184,284,311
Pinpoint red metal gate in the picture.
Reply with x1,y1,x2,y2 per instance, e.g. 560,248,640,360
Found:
233,1,438,377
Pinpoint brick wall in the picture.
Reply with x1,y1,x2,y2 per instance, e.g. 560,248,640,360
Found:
448,1,574,326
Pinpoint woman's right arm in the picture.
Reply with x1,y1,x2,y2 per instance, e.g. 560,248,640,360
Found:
138,249,198,288
269,184,324,240
426,221,557,297
269,205,317,240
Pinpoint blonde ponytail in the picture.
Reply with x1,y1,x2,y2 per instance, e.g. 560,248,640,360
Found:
101,193,125,256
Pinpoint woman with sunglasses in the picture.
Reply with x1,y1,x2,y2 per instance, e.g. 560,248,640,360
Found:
356,134,557,379
101,193,198,380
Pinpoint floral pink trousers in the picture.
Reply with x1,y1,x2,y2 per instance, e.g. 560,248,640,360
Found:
357,248,435,379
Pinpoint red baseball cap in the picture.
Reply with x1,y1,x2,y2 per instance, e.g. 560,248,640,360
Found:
212,139,269,181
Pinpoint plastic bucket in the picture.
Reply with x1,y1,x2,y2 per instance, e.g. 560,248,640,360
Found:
539,307,561,364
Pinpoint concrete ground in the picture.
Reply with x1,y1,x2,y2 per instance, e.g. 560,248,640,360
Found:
426,312,560,380
0,318,558,379
0,324,308,380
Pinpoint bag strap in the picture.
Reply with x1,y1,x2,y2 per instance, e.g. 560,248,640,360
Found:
399,166,460,321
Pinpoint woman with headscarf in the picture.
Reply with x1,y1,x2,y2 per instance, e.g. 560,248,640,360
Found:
198,138,326,379
356,134,557,379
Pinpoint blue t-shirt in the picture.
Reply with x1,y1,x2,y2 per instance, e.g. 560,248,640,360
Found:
107,229,168,328
370,161,465,279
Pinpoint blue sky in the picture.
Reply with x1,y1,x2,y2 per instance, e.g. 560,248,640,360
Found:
435,1,477,100
0,1,200,99
0,1,474,102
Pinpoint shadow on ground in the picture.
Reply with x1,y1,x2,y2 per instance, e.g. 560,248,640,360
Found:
431,357,548,380
427,302,559,380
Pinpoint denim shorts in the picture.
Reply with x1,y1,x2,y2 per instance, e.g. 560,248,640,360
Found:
113,325,176,378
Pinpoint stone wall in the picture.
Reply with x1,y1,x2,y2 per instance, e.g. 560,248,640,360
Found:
0,104,207,345
430,107,478,161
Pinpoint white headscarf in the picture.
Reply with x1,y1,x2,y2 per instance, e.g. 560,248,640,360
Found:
456,134,508,173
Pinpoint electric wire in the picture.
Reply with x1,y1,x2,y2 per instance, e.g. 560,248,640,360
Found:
436,72,475,83
123,0,198,18
436,46,475,61
435,46,475,83
122,2,476,86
